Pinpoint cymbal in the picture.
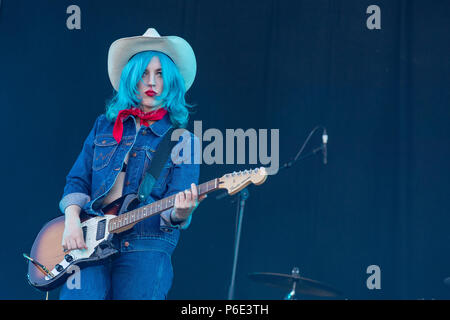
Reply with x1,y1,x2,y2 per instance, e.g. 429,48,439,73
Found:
248,272,342,297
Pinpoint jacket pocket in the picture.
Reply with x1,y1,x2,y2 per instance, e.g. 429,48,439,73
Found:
93,135,118,171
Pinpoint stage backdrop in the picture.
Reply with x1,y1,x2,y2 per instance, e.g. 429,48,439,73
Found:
0,0,449,299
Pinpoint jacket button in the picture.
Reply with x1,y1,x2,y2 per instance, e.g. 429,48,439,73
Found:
132,152,137,157
124,241,129,247
125,181,130,186
142,130,147,135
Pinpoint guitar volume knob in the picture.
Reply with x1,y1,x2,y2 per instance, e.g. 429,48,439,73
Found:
65,254,73,263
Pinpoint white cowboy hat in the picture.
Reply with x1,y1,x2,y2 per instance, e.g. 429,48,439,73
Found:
107,28,196,92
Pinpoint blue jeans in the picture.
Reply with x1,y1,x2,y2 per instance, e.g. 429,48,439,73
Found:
59,237,175,300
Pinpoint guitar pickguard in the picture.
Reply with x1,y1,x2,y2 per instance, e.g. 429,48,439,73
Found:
44,215,118,283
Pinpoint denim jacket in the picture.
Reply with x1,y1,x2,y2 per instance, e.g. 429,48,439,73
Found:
59,113,200,247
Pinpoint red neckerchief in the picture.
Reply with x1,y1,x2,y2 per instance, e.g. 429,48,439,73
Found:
113,107,168,144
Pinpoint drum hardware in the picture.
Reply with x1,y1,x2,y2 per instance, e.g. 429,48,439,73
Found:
248,266,342,299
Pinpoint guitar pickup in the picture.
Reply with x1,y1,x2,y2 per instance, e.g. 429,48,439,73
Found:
96,219,106,240
82,226,87,241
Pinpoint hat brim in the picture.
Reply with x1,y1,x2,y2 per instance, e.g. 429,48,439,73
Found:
107,35,196,92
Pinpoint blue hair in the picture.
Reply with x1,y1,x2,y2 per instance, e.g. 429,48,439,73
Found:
105,51,192,128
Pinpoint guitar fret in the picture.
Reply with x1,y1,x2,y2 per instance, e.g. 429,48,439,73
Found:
109,178,222,233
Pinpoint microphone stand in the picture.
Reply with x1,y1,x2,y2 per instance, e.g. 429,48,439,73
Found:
220,125,326,299
227,188,249,300
279,125,327,172
280,145,324,171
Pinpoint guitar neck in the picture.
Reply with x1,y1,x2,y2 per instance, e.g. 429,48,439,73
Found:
108,178,220,233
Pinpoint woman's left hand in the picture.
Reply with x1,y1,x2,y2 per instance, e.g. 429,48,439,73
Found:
172,183,207,223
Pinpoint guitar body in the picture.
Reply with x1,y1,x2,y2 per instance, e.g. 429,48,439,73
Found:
25,167,268,292
27,196,130,291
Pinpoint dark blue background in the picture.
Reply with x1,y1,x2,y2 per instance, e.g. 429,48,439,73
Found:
1,0,449,299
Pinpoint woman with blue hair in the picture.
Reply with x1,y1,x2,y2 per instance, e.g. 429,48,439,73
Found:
58,28,204,299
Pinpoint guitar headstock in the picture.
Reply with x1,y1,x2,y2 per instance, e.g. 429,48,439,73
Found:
218,167,268,195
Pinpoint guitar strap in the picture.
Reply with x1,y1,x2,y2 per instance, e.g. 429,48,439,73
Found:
137,127,179,203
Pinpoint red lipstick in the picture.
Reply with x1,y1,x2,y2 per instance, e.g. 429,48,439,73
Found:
145,89,157,97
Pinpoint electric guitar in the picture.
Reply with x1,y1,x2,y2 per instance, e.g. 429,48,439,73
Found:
25,167,268,291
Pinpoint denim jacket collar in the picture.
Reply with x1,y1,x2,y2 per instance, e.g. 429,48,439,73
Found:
149,113,173,137
124,112,173,137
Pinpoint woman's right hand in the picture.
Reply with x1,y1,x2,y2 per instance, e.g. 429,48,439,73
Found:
62,206,88,251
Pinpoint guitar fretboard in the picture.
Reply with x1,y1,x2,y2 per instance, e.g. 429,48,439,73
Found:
108,179,219,233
